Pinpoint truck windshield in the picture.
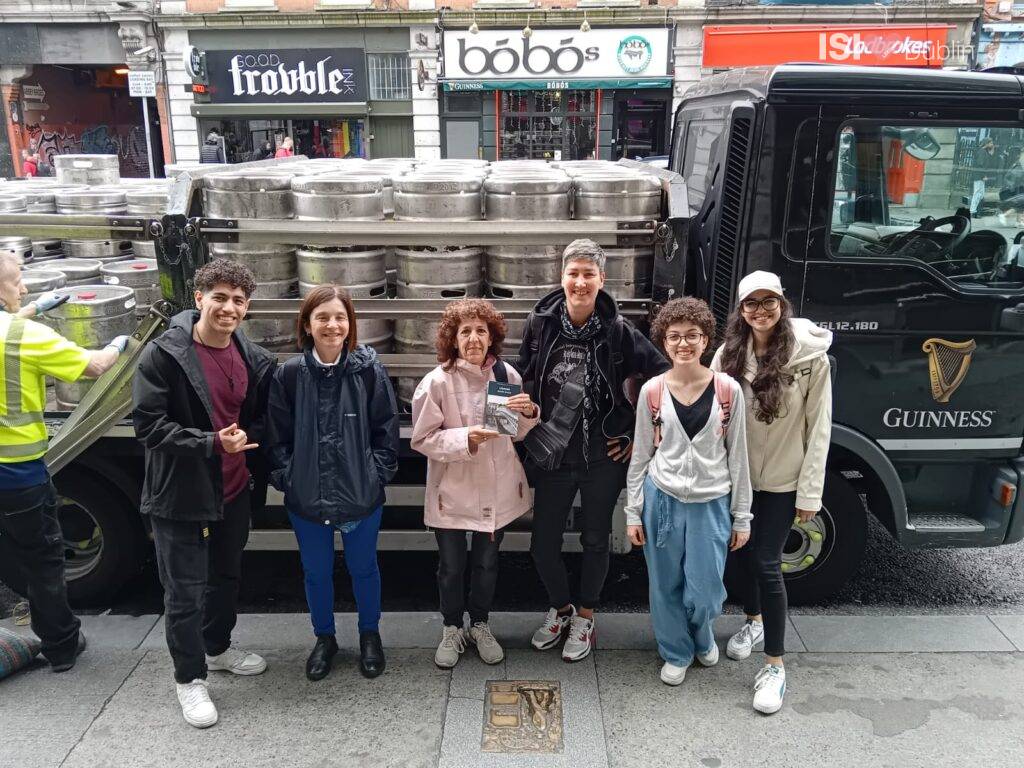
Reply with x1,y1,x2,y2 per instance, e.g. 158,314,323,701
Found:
830,122,1024,289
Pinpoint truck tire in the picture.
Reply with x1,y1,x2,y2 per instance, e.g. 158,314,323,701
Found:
0,470,146,608
726,470,868,606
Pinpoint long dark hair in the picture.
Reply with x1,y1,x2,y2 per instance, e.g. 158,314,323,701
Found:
719,297,796,424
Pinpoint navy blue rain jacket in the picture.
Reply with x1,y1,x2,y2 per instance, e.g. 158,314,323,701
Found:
267,344,400,525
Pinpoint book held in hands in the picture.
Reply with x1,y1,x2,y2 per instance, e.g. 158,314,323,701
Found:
485,381,520,436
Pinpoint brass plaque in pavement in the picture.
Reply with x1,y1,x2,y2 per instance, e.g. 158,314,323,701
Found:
482,680,563,753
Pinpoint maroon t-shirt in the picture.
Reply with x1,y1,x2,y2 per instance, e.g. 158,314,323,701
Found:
194,339,250,503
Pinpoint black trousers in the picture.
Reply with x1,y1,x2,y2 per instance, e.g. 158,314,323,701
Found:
435,527,505,627
150,488,251,684
0,481,81,666
732,490,796,658
530,457,628,610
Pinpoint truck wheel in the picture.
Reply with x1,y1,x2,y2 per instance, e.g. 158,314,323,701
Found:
0,470,145,608
782,470,867,605
725,470,867,606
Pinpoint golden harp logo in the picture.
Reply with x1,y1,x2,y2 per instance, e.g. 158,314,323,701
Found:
921,338,976,403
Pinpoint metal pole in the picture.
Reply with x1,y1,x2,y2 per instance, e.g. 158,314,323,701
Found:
142,96,155,178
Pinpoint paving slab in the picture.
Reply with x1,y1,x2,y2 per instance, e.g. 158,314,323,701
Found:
989,614,1024,652
0,650,145,768
59,648,448,768
438,649,609,768
597,650,1024,768
450,652,506,701
1,613,160,650
791,614,1017,653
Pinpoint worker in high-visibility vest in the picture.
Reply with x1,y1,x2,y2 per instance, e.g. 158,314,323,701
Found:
0,252,128,672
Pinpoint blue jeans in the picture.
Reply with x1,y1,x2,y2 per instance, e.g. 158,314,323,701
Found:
641,477,731,667
289,508,382,636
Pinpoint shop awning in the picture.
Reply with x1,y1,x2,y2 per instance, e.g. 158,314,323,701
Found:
976,24,1024,69
190,103,368,118
441,78,672,92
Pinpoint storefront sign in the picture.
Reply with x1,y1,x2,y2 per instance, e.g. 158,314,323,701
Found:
21,85,45,102
441,28,670,89
702,24,953,69
128,71,156,98
204,48,367,104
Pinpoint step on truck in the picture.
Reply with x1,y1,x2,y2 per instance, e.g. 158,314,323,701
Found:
1,63,1022,607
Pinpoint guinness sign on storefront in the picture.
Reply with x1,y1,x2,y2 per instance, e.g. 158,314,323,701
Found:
204,48,368,104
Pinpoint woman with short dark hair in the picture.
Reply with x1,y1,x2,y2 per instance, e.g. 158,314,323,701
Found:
267,285,399,682
411,299,538,669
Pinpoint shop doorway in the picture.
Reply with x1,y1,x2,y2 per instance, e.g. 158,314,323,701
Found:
371,117,414,158
199,118,368,162
612,97,669,160
498,90,597,161
446,120,481,159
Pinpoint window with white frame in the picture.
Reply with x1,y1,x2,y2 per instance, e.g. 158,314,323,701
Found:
368,53,412,101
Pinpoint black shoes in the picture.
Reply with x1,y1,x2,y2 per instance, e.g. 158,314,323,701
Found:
305,635,339,682
51,631,87,673
359,631,386,679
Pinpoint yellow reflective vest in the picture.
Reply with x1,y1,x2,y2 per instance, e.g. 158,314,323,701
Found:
0,312,90,463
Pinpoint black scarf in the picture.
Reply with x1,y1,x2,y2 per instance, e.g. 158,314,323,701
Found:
559,302,606,465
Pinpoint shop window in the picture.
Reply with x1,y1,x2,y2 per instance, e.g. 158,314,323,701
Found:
369,54,412,101
498,90,596,161
444,93,482,114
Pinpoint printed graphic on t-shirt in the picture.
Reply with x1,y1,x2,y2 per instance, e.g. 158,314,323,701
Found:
547,342,586,391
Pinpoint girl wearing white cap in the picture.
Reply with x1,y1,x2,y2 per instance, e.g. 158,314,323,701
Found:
710,271,833,714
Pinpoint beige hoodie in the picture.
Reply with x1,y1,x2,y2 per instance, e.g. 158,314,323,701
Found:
711,318,832,511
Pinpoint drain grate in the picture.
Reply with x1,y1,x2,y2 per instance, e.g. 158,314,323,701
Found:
482,680,564,753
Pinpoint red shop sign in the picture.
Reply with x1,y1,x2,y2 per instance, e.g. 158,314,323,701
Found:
702,24,953,69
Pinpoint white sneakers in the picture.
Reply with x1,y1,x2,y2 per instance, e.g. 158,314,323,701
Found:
561,615,595,663
753,664,786,714
726,620,764,661
468,622,505,665
530,607,576,651
176,679,218,729
206,646,267,676
660,662,687,686
434,626,467,669
696,642,719,667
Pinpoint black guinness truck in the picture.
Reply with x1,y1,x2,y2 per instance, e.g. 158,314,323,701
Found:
663,64,1024,600
1,64,1021,607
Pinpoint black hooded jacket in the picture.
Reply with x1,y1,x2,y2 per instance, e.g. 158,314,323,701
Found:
132,311,277,521
516,288,669,450
267,345,399,526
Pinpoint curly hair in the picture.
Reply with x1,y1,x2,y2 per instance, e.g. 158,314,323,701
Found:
435,298,507,370
651,297,716,352
194,258,257,298
718,296,796,424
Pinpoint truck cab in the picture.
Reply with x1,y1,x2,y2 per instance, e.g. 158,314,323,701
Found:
667,64,1024,601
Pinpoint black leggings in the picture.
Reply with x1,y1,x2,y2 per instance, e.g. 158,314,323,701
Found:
733,490,796,658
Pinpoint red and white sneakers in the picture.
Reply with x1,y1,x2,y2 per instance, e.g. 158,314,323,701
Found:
561,615,596,663
530,606,576,651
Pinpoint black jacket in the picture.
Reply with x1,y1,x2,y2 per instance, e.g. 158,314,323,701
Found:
267,345,400,526
132,311,277,521
517,288,669,447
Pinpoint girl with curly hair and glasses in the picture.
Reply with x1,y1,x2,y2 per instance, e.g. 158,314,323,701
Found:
410,299,539,670
625,297,751,688
711,271,833,715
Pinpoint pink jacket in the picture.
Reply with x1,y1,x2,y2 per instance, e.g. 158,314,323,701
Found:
411,357,538,533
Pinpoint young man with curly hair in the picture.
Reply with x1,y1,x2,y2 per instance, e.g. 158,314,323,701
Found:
132,259,277,729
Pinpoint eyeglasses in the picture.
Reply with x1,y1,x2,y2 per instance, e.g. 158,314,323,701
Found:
740,296,781,314
665,332,706,346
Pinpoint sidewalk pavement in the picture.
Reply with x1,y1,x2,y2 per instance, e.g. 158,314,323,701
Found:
2,612,1023,768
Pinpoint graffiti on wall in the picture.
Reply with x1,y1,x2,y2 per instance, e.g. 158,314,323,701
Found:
26,123,151,177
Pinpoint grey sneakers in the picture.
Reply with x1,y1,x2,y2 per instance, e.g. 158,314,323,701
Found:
434,625,467,669
726,620,765,661
206,646,267,676
468,622,505,665
531,606,576,651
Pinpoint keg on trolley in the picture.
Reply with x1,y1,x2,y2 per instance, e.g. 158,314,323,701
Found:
21,190,65,262
54,154,120,187
204,173,295,219
125,189,169,259
602,246,654,299
572,173,661,221
395,246,483,299
393,318,442,409
19,268,68,331
25,258,103,287
101,259,160,316
50,285,136,408
0,194,33,263
393,174,483,221
55,189,133,263
292,174,384,221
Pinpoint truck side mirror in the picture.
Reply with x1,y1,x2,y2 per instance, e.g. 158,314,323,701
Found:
902,129,941,161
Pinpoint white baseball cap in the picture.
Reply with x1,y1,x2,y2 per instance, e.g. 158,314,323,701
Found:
736,270,784,304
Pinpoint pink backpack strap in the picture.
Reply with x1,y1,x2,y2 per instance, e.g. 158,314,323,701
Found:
646,374,666,448
713,372,732,435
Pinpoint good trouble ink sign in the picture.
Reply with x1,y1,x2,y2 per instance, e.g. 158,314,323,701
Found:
204,49,368,104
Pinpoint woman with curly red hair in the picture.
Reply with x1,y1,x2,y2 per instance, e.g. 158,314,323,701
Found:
410,298,539,669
